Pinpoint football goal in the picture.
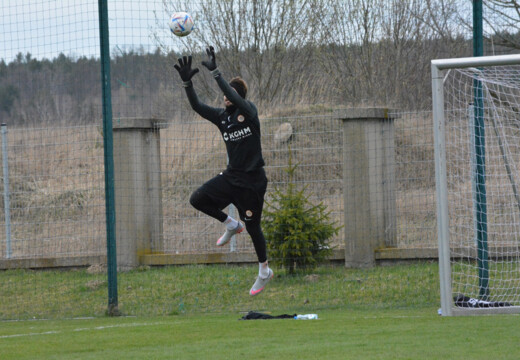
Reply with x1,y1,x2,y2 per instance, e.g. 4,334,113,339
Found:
432,54,520,316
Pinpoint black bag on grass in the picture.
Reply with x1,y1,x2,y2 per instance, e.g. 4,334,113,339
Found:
240,311,296,320
454,294,512,308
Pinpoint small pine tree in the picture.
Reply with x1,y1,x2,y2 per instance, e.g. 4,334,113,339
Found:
263,148,341,274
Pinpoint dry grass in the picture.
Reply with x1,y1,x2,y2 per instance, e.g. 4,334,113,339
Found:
0,126,106,258
0,109,471,260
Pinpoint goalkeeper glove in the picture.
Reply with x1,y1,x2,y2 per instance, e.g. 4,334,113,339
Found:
173,55,199,82
201,46,217,71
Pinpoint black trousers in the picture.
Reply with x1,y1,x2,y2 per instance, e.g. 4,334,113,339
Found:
189,172,268,263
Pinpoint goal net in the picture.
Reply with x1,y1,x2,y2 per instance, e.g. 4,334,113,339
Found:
432,54,520,316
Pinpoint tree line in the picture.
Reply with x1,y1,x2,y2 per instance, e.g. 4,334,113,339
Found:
1,0,519,126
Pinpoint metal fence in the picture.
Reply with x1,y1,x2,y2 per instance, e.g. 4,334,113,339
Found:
0,109,437,263
0,0,502,320
0,108,440,319
394,111,437,249
160,113,345,256
0,125,106,261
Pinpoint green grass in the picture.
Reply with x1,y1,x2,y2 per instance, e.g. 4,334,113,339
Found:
1,308,519,359
1,262,519,359
0,262,440,319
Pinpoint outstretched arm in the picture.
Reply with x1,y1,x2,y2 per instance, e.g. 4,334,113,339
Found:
174,55,221,121
201,46,257,119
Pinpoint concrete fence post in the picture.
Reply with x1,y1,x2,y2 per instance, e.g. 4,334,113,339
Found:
335,108,398,268
112,118,167,269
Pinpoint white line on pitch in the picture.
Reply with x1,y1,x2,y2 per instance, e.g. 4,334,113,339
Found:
0,321,166,339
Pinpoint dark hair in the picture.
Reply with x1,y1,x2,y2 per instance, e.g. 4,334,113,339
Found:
229,77,248,98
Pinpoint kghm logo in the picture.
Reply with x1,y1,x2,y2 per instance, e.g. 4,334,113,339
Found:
223,126,252,141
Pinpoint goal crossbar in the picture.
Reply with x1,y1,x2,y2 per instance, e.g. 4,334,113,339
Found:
432,54,520,70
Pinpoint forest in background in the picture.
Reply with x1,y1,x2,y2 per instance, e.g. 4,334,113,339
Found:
1,0,520,126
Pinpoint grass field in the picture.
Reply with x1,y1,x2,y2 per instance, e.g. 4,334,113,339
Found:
1,262,441,319
1,308,519,359
1,262,519,359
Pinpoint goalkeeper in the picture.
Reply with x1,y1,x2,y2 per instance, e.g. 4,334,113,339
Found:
174,46,273,296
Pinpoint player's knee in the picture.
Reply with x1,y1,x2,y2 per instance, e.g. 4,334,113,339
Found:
189,190,203,209
245,220,262,235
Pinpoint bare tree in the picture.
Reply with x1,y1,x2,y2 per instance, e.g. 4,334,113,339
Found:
159,0,324,108
380,0,468,108
319,0,384,103
483,0,520,51
318,0,472,109
422,0,520,53
421,0,468,40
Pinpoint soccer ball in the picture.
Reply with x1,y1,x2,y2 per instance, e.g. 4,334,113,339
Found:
169,12,194,37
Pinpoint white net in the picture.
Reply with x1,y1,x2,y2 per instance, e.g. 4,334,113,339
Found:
442,64,520,308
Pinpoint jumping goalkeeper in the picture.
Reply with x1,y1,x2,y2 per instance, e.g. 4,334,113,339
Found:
174,46,273,296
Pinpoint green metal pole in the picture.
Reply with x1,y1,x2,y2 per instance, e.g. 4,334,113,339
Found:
98,0,119,315
473,0,489,300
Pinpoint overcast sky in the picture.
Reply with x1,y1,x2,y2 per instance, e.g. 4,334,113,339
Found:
0,0,184,62
1,0,511,63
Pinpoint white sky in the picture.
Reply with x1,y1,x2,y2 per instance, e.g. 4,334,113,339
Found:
0,0,509,63
0,0,182,62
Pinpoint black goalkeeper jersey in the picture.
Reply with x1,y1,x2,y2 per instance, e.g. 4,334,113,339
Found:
184,72,266,189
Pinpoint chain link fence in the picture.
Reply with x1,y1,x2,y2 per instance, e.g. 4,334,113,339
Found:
2,0,510,319
0,109,438,263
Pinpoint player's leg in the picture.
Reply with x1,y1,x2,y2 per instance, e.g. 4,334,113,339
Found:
190,186,227,222
216,218,244,247
245,219,273,296
189,189,227,222
189,174,243,245
233,183,273,295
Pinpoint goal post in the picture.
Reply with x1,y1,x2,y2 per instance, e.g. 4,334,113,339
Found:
432,54,520,316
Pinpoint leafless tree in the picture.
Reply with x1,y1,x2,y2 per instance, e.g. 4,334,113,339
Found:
160,0,325,108
482,0,520,51
320,0,469,108
421,0,520,53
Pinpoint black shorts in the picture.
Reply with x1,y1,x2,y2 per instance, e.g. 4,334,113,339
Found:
198,172,267,222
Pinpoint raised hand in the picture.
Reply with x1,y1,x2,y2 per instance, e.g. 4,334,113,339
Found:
201,46,217,71
173,55,199,82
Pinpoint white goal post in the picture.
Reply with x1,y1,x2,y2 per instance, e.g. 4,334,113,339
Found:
432,54,520,316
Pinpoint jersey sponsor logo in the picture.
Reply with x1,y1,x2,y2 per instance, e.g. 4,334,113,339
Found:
223,126,252,142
